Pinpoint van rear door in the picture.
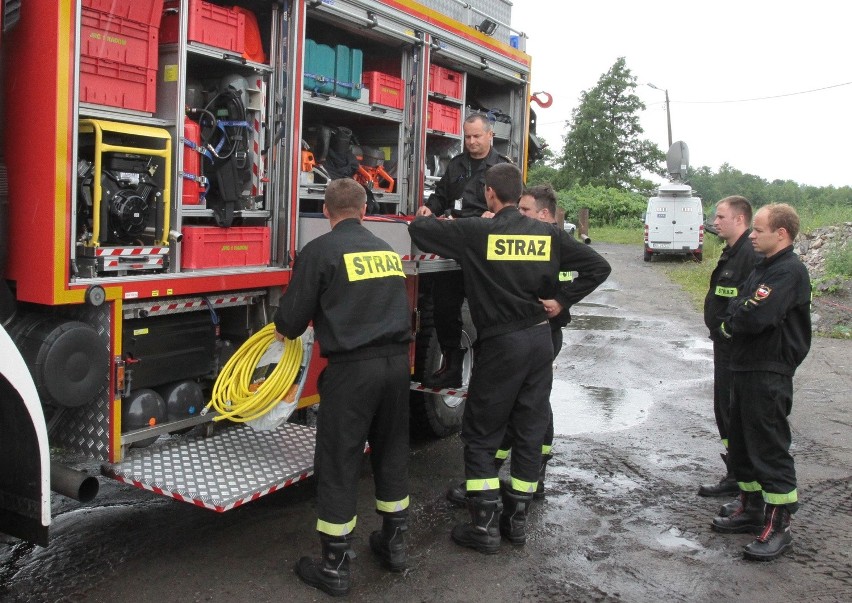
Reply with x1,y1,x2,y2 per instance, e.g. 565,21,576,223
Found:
646,197,675,250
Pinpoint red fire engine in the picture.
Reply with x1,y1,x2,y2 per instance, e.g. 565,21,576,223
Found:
0,0,544,545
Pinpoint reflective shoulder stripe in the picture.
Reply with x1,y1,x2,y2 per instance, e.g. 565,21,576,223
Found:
715,285,738,297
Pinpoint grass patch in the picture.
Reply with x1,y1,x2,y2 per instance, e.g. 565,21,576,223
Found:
656,235,724,311
584,225,644,245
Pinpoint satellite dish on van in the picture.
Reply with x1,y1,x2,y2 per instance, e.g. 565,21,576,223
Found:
666,141,689,182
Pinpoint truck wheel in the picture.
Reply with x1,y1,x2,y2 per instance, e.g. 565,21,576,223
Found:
410,289,476,438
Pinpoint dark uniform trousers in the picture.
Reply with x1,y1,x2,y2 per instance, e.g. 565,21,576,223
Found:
432,270,465,349
712,339,733,445
463,322,553,492
728,370,797,503
315,352,410,531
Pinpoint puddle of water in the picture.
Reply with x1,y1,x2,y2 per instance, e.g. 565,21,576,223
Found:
550,379,652,435
565,315,642,331
669,338,713,362
656,526,703,551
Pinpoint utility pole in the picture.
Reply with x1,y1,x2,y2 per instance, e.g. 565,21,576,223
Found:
648,83,672,149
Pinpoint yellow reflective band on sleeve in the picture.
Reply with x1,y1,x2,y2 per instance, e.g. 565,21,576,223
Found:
494,449,510,460
738,481,762,493
558,271,573,282
317,516,357,536
466,477,500,492
541,444,552,455
486,235,551,261
511,477,538,494
343,251,405,281
376,496,410,513
764,489,798,505
720,322,732,339
715,285,738,297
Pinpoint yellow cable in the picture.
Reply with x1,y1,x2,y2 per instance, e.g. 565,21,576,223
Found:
206,323,303,422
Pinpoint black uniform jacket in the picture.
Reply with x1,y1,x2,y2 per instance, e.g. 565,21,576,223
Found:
274,219,411,360
409,207,611,341
425,147,509,218
720,245,812,376
703,229,761,341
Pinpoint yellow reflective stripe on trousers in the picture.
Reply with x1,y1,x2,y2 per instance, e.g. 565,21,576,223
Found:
317,516,357,536
376,495,410,513
764,489,798,505
494,449,510,460
511,477,538,494
721,438,729,448
541,444,552,455
738,481,762,493
466,477,500,492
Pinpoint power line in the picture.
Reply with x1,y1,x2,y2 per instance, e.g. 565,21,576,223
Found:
671,81,852,104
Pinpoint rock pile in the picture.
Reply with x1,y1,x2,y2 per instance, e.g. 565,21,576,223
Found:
796,222,851,284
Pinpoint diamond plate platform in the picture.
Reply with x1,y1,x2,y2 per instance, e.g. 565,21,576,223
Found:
102,422,316,511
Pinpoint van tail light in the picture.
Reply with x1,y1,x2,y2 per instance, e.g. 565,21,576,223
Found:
644,223,649,244
698,224,704,246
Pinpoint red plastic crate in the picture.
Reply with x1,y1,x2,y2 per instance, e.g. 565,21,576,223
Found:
362,71,404,109
83,0,164,27
79,56,156,113
427,101,461,134
161,0,245,54
429,65,463,99
181,226,271,269
81,8,159,70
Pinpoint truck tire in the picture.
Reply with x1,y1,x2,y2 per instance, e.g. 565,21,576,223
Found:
410,286,476,439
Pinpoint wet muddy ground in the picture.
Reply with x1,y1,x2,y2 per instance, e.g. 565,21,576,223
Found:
2,243,850,602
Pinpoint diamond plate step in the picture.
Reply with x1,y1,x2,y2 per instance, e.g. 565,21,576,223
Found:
102,422,316,511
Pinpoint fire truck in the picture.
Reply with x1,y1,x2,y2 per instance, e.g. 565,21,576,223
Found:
0,0,544,545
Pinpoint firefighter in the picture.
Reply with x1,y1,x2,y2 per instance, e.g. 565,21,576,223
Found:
274,178,412,595
409,165,610,552
699,196,761,499
446,183,587,506
710,203,811,562
418,113,511,389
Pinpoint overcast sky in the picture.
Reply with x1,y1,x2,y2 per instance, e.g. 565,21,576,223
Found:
511,0,852,188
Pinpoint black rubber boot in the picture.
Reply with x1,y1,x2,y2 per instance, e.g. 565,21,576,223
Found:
423,347,466,389
698,453,740,497
744,504,793,561
718,494,743,517
295,534,352,597
369,512,408,572
499,488,533,545
533,454,552,501
711,491,765,534
451,495,501,554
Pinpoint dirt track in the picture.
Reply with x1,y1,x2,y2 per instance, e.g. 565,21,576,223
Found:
1,242,850,602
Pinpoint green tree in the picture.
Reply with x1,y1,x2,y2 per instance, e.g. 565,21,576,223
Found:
559,57,664,192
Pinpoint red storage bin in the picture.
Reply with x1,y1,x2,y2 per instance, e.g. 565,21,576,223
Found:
181,226,271,269
81,8,159,70
427,101,461,134
429,65,463,99
161,0,246,54
361,71,404,109
79,56,157,113
83,0,164,27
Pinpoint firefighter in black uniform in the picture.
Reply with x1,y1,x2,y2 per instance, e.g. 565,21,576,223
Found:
710,203,811,562
699,196,760,498
418,113,511,389
410,164,611,553
446,183,589,506
274,178,412,596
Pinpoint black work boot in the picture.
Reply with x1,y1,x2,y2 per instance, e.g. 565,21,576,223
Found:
698,453,740,497
711,491,765,534
424,347,466,389
446,457,505,507
451,495,501,554
295,534,352,597
499,488,534,545
533,454,552,501
369,512,408,572
744,504,793,561
718,494,743,517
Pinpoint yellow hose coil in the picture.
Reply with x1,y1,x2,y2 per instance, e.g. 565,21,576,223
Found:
206,323,303,422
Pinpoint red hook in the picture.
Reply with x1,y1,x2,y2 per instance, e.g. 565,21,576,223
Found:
530,91,553,108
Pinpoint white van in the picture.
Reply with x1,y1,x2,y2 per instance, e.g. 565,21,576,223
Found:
643,182,705,262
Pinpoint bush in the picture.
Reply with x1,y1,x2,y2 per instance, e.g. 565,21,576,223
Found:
825,244,852,278
557,185,646,228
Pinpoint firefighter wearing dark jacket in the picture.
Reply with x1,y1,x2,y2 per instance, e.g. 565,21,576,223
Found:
419,113,511,390
699,196,761,498
274,178,412,596
710,203,811,562
409,164,611,553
